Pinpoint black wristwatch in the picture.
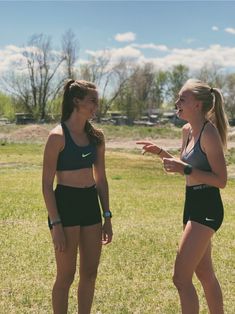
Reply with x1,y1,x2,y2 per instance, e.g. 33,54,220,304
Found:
184,164,193,175
103,211,112,218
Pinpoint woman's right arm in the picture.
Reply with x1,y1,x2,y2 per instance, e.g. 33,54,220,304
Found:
137,123,190,159
136,141,173,159
42,131,66,251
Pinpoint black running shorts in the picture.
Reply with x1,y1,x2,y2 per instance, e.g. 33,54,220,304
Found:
183,184,224,231
48,184,102,229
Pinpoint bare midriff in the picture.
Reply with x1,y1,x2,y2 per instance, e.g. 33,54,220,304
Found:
186,176,207,187
56,168,96,188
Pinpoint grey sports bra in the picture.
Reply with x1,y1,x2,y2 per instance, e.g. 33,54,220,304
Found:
181,121,211,172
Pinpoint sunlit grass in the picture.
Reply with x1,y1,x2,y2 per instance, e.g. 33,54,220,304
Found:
0,144,234,313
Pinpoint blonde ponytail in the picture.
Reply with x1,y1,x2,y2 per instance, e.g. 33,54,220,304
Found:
207,88,228,149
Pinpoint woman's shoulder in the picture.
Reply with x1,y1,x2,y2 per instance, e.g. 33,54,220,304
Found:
201,121,221,146
46,124,64,146
49,124,63,136
203,121,218,136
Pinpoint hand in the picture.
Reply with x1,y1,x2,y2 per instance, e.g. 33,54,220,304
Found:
52,225,66,252
163,157,184,175
136,141,161,155
102,220,113,245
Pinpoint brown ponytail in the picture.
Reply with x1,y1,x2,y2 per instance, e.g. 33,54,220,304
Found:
61,79,76,122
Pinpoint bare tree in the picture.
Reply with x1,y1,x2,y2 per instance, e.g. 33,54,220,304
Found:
196,63,225,89
80,53,135,120
2,34,66,120
62,29,79,80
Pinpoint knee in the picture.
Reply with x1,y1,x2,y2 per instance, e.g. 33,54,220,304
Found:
80,267,98,283
172,272,192,291
196,268,216,285
55,270,76,289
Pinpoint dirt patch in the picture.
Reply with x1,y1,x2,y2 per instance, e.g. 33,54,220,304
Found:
3,125,50,143
107,139,182,150
0,124,234,150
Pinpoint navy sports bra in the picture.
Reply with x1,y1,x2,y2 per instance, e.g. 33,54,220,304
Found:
56,123,97,171
181,121,211,172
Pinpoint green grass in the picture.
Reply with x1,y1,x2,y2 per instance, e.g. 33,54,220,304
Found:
99,124,182,140
0,144,234,313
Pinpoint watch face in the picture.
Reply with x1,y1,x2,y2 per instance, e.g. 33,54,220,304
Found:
184,165,192,175
104,211,112,218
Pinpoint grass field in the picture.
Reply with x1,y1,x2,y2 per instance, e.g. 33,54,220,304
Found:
0,143,234,313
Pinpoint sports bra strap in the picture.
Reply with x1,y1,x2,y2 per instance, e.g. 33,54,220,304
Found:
185,120,208,149
198,120,208,140
61,122,71,140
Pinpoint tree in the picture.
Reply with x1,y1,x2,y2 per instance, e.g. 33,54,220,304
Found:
62,29,79,80
2,34,68,120
80,53,136,120
150,70,169,111
114,63,156,123
167,64,189,105
223,73,235,120
196,64,225,89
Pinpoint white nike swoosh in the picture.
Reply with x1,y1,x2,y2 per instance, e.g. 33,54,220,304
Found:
205,218,215,221
82,152,92,158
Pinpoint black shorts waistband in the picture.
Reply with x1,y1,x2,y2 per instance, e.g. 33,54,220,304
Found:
186,184,214,191
55,184,96,192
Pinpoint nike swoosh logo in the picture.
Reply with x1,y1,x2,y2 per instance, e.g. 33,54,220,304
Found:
205,218,215,221
82,152,92,158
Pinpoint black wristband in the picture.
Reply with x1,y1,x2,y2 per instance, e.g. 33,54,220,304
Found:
157,148,162,155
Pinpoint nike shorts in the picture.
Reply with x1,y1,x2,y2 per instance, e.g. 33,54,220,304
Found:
48,184,102,229
183,184,224,231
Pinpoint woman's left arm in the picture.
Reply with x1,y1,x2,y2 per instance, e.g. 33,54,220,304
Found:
93,139,113,244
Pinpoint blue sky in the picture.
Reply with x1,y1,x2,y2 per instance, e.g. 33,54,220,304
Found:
1,1,235,74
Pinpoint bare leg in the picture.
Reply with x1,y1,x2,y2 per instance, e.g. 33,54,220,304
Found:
195,243,224,314
78,223,102,314
52,226,80,314
173,221,214,314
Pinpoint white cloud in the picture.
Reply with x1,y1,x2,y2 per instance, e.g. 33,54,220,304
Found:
86,46,142,60
85,44,235,72
131,43,168,51
114,32,136,42
184,38,196,44
1,43,235,77
212,26,219,31
150,45,235,71
225,27,235,35
0,45,26,73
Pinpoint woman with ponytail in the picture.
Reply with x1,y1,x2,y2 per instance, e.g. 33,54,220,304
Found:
42,79,113,314
137,79,228,313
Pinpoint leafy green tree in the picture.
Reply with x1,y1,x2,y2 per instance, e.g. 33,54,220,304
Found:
167,64,189,105
223,73,235,120
0,92,15,120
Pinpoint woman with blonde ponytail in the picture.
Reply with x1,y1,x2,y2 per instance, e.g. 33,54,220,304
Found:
42,79,113,313
137,79,228,314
